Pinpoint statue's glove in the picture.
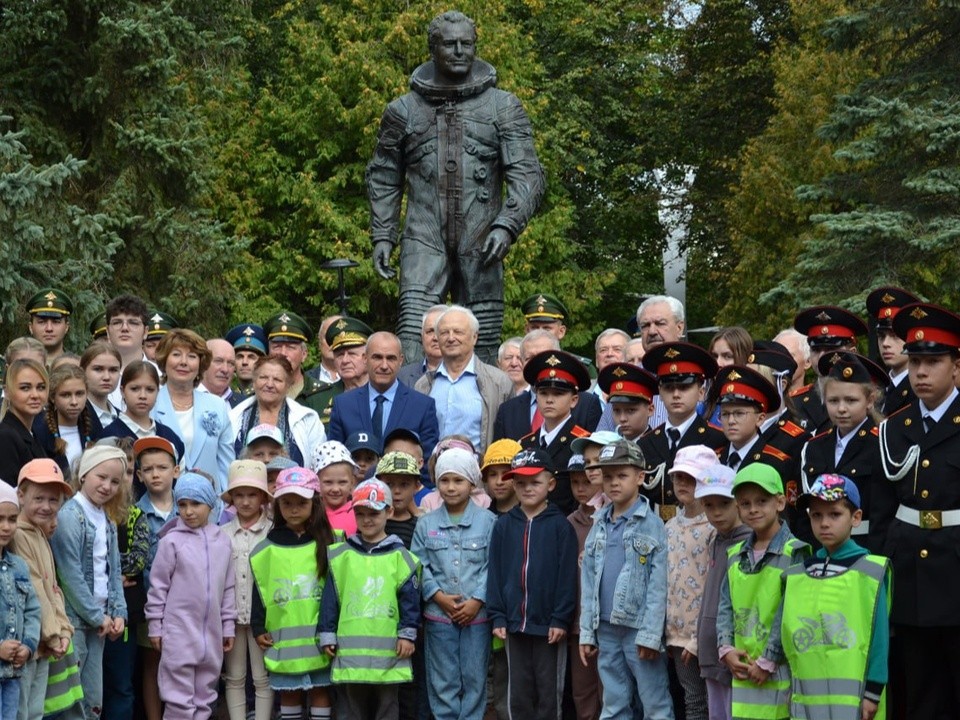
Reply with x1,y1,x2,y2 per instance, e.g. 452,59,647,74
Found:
373,241,396,279
481,228,513,267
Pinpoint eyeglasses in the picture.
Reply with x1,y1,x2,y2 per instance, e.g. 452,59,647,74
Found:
109,318,144,329
720,409,757,421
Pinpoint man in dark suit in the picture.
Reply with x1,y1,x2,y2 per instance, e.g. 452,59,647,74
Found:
873,302,960,718
328,331,439,461
493,329,601,441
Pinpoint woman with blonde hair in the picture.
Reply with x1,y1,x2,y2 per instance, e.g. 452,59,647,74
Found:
0,358,50,486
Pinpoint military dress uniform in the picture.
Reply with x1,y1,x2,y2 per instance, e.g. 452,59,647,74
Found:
639,342,725,519
145,311,177,343
866,286,922,417
264,311,333,419
89,313,108,341
518,350,592,514
596,361,658,440
307,317,374,425
521,292,595,376
26,288,73,359
801,352,889,552
225,323,268,403
792,305,868,434
872,303,960,717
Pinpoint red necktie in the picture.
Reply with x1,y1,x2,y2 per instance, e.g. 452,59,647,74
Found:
532,407,544,433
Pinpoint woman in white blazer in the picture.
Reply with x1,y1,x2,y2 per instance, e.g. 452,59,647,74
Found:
151,329,235,493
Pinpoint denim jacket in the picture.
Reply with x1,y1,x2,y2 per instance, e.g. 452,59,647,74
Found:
579,495,668,650
49,498,127,628
411,501,496,623
0,549,41,679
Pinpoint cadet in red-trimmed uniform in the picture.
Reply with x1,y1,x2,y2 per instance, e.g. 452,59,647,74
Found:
639,342,725,521
519,350,593,515
801,351,889,553
791,306,868,434
866,286,921,417
873,302,960,717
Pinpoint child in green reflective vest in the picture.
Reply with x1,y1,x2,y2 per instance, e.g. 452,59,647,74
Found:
319,478,421,720
782,474,890,720
251,467,337,720
717,464,809,720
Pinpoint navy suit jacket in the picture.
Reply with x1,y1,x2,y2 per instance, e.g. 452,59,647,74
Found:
492,389,602,442
328,382,439,460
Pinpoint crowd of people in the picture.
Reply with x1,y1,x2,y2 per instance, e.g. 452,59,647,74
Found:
0,283,955,720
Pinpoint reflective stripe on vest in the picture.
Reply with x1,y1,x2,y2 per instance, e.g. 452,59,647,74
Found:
781,555,890,720
327,542,420,684
44,641,84,714
728,536,807,720
249,539,329,674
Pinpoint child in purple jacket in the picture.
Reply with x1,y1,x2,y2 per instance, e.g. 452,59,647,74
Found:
146,473,237,720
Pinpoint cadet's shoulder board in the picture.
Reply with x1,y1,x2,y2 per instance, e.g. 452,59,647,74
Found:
789,383,814,398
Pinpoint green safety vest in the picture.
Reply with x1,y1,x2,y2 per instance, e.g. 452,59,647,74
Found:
327,542,420,684
727,537,807,720
781,555,891,720
44,640,83,715
249,539,329,674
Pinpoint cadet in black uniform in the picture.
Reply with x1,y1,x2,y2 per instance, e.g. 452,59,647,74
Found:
865,286,921,417
712,364,783,472
595,361,658,442
791,305,868,434
518,349,592,514
873,302,960,718
801,351,888,552
639,342,725,520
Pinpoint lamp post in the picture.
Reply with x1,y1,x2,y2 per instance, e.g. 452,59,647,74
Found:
320,259,359,316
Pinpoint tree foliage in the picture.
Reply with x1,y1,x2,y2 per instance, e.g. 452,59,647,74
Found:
765,0,960,314
0,0,248,342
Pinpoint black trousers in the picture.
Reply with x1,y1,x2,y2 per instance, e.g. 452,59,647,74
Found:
505,632,566,720
896,624,960,719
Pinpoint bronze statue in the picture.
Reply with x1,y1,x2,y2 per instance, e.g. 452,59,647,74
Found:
367,10,545,364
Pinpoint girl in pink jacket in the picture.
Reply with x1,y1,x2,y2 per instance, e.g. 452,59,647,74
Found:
145,473,237,720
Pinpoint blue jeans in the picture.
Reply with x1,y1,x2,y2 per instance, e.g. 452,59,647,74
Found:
0,679,20,720
425,620,491,720
73,627,104,720
102,628,137,720
596,621,674,720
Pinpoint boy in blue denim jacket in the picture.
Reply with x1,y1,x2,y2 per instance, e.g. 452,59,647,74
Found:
0,483,40,720
578,439,674,720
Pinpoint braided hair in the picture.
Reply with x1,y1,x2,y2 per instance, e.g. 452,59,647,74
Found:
45,364,91,458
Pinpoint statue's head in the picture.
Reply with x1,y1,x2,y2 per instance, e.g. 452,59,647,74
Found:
428,11,477,81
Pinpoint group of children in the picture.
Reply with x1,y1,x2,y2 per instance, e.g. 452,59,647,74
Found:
0,409,888,720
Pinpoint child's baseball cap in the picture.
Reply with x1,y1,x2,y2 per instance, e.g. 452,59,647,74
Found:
503,447,556,480
311,441,358,474
570,430,621,455
694,463,736,499
382,427,421,448
353,479,393,510
221,459,271,502
481,438,522,470
669,445,719,478
265,456,298,474
346,431,380,456
17,458,74,497
245,424,284,448
274,467,321,500
798,473,861,510
133,436,179,463
732,463,784,496
567,454,586,473
376,451,420,477
591,439,645,469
